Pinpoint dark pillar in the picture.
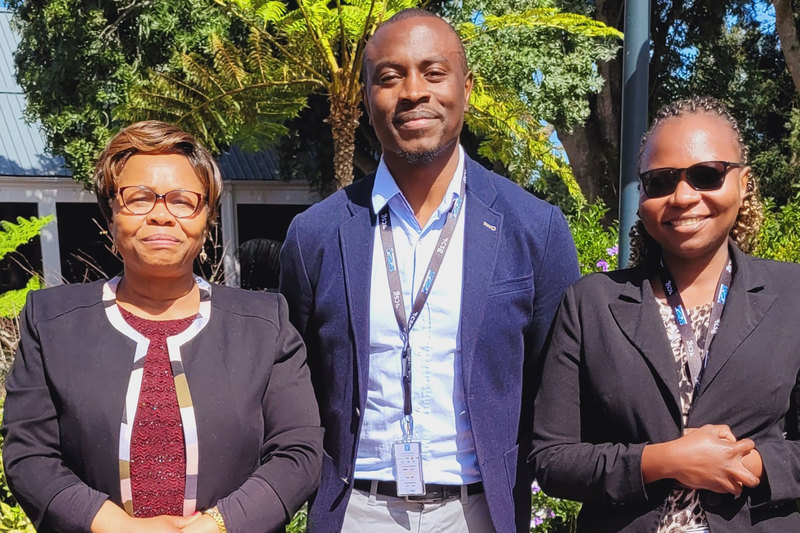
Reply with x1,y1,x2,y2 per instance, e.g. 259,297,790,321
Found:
618,0,650,268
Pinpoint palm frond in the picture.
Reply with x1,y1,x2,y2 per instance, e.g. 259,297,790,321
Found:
467,76,584,202
459,8,623,43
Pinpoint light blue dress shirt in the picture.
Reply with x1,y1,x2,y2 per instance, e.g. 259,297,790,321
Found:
353,147,481,484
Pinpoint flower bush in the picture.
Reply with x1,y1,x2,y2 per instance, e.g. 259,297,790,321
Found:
565,201,619,275
531,480,580,532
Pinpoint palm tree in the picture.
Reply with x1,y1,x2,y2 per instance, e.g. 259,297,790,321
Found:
122,0,621,197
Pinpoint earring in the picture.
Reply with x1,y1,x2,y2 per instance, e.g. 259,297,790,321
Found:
199,247,208,263
111,242,117,256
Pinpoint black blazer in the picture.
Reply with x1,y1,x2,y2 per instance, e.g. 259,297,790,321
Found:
531,245,800,532
2,280,323,533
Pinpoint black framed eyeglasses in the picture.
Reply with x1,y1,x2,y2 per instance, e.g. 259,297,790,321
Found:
638,161,745,198
117,186,205,218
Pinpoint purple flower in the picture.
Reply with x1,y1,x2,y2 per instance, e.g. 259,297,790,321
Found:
606,245,619,256
532,516,543,526
596,259,609,272
531,480,541,493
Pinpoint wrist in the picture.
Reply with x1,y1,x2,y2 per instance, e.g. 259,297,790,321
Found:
204,507,228,533
642,441,675,483
90,501,133,533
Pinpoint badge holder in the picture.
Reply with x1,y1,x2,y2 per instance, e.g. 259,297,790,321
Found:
392,415,424,497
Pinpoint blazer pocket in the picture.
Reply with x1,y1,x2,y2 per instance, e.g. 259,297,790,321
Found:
488,273,533,296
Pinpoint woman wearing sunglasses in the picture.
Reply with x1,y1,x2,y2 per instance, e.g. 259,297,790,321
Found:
530,97,800,532
2,121,323,533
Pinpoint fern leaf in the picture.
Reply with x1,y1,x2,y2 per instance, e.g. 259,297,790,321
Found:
0,216,54,261
0,277,40,319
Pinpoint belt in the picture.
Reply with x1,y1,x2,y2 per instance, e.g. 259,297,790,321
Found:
352,479,483,502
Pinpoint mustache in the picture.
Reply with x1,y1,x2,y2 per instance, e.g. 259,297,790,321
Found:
392,109,440,124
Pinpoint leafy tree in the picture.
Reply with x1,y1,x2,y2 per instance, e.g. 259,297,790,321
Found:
555,0,800,210
774,0,800,95
8,0,234,187
122,0,420,191
445,0,620,205
123,0,620,194
11,0,621,196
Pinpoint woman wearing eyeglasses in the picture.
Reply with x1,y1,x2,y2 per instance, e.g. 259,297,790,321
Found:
2,121,323,533
530,97,800,532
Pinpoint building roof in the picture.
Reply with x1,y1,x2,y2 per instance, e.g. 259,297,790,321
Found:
0,10,71,177
219,145,282,181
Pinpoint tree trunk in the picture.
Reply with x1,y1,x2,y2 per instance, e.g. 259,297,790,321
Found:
774,0,800,96
559,0,623,212
328,90,362,190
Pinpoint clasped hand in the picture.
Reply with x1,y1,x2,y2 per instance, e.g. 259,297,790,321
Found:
668,424,761,496
91,502,219,533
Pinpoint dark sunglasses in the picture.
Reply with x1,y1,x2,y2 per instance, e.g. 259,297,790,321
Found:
638,161,745,198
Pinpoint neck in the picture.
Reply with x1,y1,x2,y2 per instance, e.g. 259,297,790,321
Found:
116,268,199,319
658,242,730,308
385,143,460,227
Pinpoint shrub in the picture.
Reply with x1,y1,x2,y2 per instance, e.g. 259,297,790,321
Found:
566,200,619,275
754,195,800,263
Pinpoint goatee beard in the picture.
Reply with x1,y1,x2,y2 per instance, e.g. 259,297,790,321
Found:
397,145,444,166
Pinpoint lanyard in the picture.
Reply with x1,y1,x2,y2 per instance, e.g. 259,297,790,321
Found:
378,169,466,438
657,257,732,396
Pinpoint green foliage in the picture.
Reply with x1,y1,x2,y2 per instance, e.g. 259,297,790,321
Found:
452,0,621,131
0,278,40,321
123,0,420,188
287,504,307,533
0,216,53,319
639,1,800,208
120,29,313,154
0,402,35,532
449,0,621,199
8,0,234,186
0,216,53,262
566,201,619,275
754,195,800,263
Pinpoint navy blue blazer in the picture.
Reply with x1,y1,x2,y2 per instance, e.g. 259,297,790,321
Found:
531,245,800,531
279,155,580,533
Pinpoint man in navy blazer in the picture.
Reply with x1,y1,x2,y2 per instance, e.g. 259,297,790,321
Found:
280,9,579,532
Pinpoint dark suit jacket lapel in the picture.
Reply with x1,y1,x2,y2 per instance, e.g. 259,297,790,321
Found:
609,268,682,418
698,245,776,395
339,176,376,402
460,158,501,394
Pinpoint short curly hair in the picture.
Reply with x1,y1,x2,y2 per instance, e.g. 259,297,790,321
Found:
628,96,763,267
93,121,222,227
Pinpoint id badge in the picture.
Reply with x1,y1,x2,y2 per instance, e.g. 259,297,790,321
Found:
392,440,425,496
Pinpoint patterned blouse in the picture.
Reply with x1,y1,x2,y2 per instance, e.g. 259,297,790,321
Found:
119,307,196,517
655,299,712,533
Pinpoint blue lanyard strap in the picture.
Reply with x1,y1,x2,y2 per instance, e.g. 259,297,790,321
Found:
377,169,466,429
657,257,732,396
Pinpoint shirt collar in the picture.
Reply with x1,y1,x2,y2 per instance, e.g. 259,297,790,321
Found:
371,146,465,217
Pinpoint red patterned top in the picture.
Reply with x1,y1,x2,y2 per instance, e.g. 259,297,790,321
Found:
120,307,196,517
